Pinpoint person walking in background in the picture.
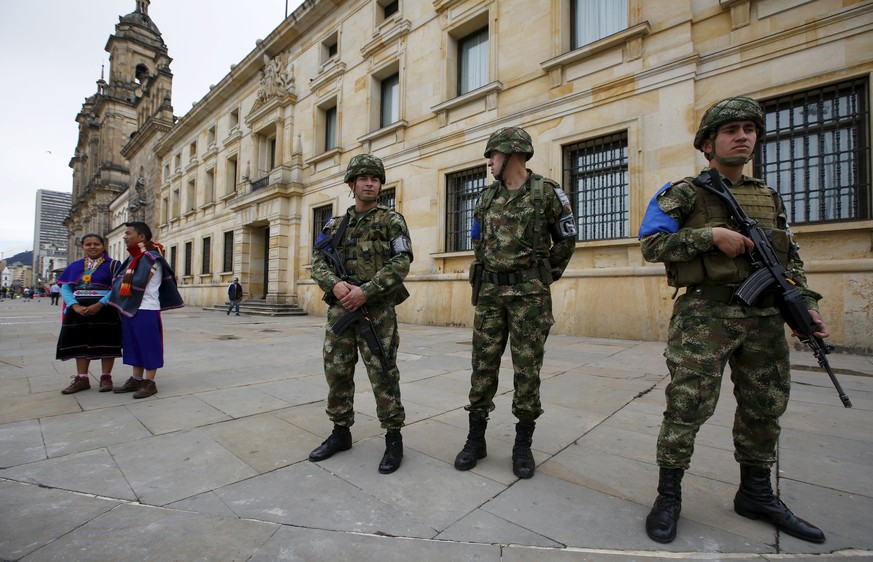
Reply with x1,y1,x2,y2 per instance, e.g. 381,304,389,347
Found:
109,222,184,399
639,96,828,544
50,282,61,305
454,127,576,479
309,154,413,474
55,234,122,394
227,277,243,316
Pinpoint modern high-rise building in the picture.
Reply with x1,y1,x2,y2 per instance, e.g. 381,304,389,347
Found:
32,189,71,287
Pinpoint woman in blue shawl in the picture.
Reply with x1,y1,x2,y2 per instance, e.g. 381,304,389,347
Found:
56,233,122,394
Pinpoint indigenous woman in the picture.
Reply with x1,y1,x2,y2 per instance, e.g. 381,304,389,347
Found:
56,234,122,394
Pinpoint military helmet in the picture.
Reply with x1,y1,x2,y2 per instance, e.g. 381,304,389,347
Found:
693,96,765,151
344,154,386,184
483,127,534,161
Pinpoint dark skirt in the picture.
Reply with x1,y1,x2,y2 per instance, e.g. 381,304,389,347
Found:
121,310,164,370
56,297,123,360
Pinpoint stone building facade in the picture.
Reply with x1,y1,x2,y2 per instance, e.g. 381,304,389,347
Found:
65,0,173,261
75,0,873,352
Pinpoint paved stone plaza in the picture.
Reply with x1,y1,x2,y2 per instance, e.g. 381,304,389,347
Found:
1,300,871,561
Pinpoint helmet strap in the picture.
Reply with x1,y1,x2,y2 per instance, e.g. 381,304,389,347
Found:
495,153,511,182
712,153,752,166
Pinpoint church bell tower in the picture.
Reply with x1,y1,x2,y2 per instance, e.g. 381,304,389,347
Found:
65,0,174,259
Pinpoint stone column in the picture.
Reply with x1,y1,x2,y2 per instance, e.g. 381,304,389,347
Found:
266,218,291,304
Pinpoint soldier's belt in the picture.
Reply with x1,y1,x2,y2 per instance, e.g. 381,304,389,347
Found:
686,285,775,308
482,267,540,286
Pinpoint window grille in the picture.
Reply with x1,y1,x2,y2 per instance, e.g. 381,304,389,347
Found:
563,131,629,240
169,246,177,274
201,237,211,274
184,241,193,276
754,78,870,223
223,231,233,272
378,187,396,209
446,166,487,252
312,204,333,247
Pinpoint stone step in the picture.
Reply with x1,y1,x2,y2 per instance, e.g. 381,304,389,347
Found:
207,301,307,316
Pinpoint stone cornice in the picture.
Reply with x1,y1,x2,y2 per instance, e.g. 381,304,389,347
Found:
120,117,174,158
361,19,412,59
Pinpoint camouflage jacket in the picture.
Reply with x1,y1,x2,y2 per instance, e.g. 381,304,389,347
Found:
474,172,575,297
639,169,820,311
311,204,411,306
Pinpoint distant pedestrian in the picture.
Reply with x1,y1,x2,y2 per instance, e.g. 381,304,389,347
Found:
0,286,6,300
108,222,184,399
227,277,243,316
55,234,122,394
50,283,61,305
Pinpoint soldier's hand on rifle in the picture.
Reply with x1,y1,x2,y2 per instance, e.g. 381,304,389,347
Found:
793,309,829,339
340,284,367,312
340,285,367,312
712,227,755,258
332,280,352,301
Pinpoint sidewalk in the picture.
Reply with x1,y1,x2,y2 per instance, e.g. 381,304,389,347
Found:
1,300,871,561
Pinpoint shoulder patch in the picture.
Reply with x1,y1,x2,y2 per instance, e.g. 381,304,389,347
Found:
639,181,681,239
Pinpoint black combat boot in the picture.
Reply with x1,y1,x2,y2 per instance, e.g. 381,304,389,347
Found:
645,467,684,543
378,430,403,474
734,464,826,543
512,420,536,479
454,413,488,470
309,425,352,462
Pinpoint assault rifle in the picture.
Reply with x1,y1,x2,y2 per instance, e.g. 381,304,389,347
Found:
314,223,392,371
692,169,852,408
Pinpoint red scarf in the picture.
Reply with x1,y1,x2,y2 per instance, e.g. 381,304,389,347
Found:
120,241,164,296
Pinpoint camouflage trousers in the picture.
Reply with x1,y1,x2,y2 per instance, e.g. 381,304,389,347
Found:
466,292,554,421
657,295,790,470
323,303,405,430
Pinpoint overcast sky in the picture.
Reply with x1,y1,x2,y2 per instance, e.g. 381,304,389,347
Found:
0,0,303,259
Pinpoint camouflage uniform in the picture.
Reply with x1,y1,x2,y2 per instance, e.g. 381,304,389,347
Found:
310,167,411,431
467,168,575,421
640,172,820,469
641,96,827,546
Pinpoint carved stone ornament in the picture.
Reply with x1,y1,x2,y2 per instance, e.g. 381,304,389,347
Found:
255,51,295,106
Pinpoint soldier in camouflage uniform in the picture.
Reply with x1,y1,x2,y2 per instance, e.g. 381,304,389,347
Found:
454,127,576,479
639,97,829,544
309,154,413,474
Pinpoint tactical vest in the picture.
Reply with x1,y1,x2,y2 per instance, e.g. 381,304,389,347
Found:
667,178,791,287
476,174,553,283
333,206,409,304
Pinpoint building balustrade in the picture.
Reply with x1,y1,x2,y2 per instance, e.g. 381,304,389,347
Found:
251,175,270,191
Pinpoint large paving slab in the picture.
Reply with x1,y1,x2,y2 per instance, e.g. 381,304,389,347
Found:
109,428,258,505
1,448,137,500
213,461,439,538
21,502,278,562
0,480,120,560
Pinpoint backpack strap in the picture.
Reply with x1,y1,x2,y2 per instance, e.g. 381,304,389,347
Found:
531,175,548,262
